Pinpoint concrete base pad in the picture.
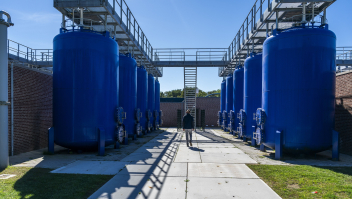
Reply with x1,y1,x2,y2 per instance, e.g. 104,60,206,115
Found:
51,161,128,175
88,175,186,199
199,147,244,154
119,163,187,177
188,163,258,178
174,152,201,163
200,153,257,164
187,177,281,199
120,152,174,164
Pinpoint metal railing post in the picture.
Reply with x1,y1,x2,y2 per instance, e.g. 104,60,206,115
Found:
120,0,123,23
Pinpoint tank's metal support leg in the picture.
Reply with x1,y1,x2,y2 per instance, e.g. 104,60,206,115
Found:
114,141,120,149
332,130,340,161
275,130,283,160
98,128,105,156
260,144,266,152
124,131,128,145
243,137,247,142
251,138,256,147
48,127,54,154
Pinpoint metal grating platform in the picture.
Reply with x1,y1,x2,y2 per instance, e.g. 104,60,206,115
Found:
218,0,336,77
53,0,162,77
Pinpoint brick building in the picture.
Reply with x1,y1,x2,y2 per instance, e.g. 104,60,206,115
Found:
335,71,352,155
7,64,52,155
160,97,220,127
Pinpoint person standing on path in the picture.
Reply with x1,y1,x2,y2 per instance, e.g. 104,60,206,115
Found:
183,109,194,147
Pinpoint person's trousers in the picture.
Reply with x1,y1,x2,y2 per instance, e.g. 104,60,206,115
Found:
185,129,192,146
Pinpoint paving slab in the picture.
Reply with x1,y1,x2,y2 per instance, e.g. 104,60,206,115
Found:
174,152,201,163
199,147,244,154
118,163,187,177
187,177,281,199
133,146,178,154
51,161,128,175
177,146,202,154
188,163,259,178
200,153,257,164
197,143,235,148
120,152,175,164
88,175,186,199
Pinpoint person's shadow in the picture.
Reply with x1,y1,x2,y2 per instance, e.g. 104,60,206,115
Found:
188,147,205,152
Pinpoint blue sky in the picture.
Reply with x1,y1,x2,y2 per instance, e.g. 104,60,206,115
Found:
3,0,351,92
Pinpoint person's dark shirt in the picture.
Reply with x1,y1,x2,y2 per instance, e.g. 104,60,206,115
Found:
183,113,194,129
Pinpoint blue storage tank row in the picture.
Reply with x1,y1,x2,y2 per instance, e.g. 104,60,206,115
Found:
148,74,155,131
119,53,141,143
233,67,244,135
240,53,262,140
256,26,336,154
225,74,233,132
155,79,161,129
137,66,148,134
219,80,226,129
53,29,119,149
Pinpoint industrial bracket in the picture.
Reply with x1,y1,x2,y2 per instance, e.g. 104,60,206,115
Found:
0,101,10,105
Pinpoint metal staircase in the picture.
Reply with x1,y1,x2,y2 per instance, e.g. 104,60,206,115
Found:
184,67,197,129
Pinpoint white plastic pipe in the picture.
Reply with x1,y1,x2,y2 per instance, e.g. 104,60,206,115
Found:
80,8,83,26
0,10,14,169
302,3,307,23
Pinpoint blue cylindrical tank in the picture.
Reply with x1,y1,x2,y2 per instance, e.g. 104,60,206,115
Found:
225,74,233,131
119,53,138,138
219,80,226,128
53,29,118,149
260,26,336,153
148,74,155,130
233,67,244,134
137,66,148,134
155,79,160,129
243,53,262,139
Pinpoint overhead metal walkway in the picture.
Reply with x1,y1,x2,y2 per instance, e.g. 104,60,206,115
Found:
336,47,352,73
54,0,162,77
218,0,336,77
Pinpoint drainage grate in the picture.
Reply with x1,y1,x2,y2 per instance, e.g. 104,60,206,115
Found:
0,174,16,179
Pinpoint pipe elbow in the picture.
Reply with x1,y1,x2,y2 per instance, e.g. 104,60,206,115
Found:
0,10,14,26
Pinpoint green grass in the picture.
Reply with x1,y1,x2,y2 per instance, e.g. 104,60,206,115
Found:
248,165,352,199
0,166,113,199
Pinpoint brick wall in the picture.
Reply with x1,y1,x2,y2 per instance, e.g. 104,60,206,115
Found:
160,102,184,127
7,64,52,155
335,71,352,156
160,97,220,127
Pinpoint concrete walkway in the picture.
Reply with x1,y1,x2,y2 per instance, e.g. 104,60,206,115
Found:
84,128,281,199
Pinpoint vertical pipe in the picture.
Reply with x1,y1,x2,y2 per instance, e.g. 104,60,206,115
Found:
311,3,315,23
72,9,75,27
62,14,66,29
268,0,271,12
104,14,107,31
80,8,83,26
276,11,278,29
0,12,13,169
323,8,327,25
302,3,307,23
11,62,13,156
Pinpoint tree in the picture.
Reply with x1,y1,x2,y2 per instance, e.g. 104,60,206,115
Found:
160,88,220,98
